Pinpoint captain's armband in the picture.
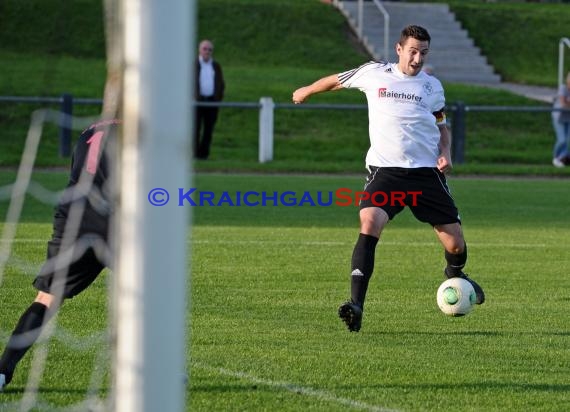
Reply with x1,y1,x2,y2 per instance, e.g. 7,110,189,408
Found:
433,109,447,126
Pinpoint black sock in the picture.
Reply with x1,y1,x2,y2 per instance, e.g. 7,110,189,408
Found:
0,302,49,383
445,243,467,277
350,233,379,309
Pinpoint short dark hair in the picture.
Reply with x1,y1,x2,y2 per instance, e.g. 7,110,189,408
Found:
399,25,431,46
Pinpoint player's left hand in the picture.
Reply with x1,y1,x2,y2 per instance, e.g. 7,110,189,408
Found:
437,155,452,174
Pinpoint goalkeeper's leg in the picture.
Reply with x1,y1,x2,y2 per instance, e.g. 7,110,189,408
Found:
0,241,105,390
0,292,60,390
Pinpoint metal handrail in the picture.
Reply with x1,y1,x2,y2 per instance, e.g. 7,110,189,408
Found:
371,0,390,61
356,0,390,60
559,37,570,88
3,95,565,165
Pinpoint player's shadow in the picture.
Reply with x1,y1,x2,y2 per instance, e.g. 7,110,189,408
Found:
366,330,501,337
350,381,570,393
191,383,262,393
367,330,569,337
0,387,106,395
436,330,502,337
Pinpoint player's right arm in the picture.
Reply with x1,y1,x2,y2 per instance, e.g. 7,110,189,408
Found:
292,74,343,104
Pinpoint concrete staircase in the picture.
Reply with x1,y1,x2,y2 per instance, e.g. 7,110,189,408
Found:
335,1,501,84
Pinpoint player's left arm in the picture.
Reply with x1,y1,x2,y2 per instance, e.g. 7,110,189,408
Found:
437,125,452,173
434,108,452,173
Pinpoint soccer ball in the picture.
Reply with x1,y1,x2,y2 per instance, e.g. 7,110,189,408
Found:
436,277,476,317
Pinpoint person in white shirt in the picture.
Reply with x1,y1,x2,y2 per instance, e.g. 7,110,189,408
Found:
292,25,485,332
195,39,225,159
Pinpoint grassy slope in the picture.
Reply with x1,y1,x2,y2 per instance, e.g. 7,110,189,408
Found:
0,0,569,175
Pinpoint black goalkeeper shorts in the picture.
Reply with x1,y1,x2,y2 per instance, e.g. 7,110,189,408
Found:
33,218,110,299
359,166,461,226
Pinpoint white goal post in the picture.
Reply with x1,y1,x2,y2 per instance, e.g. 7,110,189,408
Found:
113,0,194,411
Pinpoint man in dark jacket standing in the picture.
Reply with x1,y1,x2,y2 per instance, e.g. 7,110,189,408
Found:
195,39,225,159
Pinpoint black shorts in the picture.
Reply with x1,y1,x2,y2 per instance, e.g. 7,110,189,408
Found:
359,167,461,226
33,219,110,299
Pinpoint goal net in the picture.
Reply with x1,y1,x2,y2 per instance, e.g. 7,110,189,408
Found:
0,0,194,410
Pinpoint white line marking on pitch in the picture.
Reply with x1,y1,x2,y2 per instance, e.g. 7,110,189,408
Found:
194,363,400,412
0,238,556,249
0,238,47,243
192,239,550,248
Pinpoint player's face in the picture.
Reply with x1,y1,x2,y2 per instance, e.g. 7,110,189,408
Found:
396,38,430,76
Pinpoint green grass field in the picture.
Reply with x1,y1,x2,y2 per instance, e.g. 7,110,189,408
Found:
1,0,570,409
1,171,569,411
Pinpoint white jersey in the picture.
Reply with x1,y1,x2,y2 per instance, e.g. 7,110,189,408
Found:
339,61,447,168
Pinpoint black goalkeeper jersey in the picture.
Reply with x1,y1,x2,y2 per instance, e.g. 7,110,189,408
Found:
53,120,119,238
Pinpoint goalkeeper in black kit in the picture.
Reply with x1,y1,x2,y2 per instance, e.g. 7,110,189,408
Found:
0,120,119,390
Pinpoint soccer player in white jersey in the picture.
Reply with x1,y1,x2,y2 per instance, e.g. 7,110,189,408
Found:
292,25,485,332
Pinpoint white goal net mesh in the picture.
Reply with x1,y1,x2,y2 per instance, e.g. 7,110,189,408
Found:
0,0,193,410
